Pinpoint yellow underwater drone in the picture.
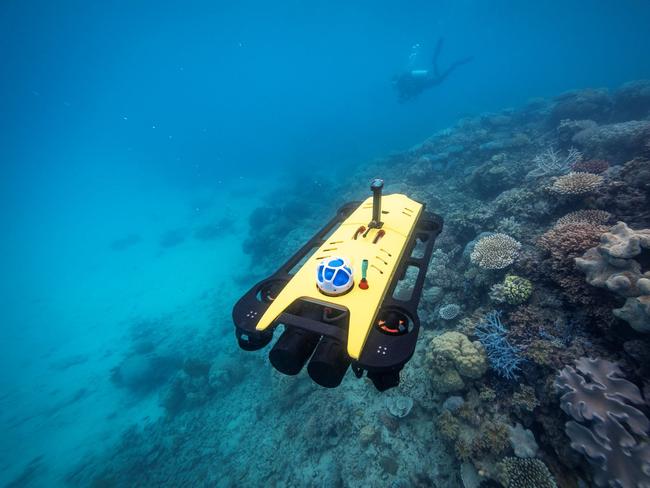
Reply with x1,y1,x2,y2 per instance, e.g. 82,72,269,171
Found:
233,179,443,391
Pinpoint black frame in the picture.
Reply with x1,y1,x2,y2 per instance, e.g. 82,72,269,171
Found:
232,200,443,390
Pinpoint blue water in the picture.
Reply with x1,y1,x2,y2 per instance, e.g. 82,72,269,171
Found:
1,1,650,486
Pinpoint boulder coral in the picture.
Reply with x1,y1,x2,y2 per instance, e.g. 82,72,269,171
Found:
426,331,488,393
575,222,650,332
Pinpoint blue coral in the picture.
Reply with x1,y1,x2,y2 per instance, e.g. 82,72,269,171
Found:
475,310,523,380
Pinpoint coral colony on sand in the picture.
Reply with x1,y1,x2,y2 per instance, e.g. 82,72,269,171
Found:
58,80,650,488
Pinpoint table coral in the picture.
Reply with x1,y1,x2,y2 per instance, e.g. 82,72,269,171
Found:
549,172,603,195
470,233,521,269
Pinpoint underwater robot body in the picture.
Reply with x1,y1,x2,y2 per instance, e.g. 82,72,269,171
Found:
232,180,442,391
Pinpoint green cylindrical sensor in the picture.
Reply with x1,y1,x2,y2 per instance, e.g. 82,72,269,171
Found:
359,259,369,289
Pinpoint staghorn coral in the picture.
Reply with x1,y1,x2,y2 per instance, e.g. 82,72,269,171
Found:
470,233,521,270
555,357,650,487
555,209,612,228
475,311,523,380
528,146,582,177
497,457,557,488
576,222,650,331
549,172,604,195
427,332,488,393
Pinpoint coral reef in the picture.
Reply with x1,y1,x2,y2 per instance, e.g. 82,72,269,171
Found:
439,303,462,320
572,120,650,164
475,311,523,380
550,87,612,124
502,275,533,305
497,457,557,488
555,209,612,228
528,147,582,178
570,158,609,174
385,395,414,418
555,358,650,487
576,222,650,331
549,172,604,195
427,332,488,392
63,79,650,488
538,221,609,305
489,275,533,305
507,423,539,458
470,234,521,270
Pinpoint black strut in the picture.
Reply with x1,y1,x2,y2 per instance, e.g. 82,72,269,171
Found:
369,178,384,229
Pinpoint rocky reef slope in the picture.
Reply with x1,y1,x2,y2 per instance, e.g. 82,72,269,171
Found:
69,80,650,488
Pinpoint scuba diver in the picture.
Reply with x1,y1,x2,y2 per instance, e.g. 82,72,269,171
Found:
393,38,473,102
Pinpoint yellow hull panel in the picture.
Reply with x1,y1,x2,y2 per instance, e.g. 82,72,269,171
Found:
255,193,423,359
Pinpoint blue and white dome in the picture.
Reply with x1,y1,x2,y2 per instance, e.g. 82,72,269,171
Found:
316,257,354,296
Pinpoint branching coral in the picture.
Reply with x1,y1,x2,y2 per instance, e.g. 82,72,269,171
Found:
474,311,523,380
538,222,608,261
528,146,582,177
537,222,609,304
470,233,521,269
576,222,650,331
549,172,604,195
554,357,650,487
427,332,488,392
